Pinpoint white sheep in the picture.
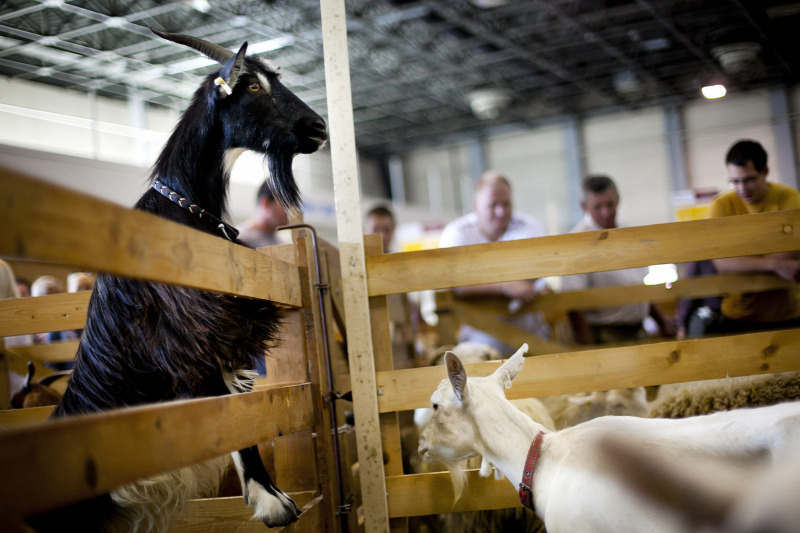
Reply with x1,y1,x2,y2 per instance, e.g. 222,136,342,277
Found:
539,387,648,429
417,343,800,533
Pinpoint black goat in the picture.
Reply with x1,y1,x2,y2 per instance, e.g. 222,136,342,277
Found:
29,30,327,533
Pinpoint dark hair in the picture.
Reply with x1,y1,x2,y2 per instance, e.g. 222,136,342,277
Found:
256,180,278,202
581,174,618,201
726,139,767,172
366,204,395,222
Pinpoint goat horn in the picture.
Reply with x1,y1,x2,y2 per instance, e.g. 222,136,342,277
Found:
23,361,35,392
152,29,235,64
39,370,72,387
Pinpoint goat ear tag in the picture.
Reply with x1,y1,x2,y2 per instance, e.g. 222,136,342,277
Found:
501,370,513,389
214,77,233,96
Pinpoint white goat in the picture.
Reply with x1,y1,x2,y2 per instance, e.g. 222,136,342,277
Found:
417,343,800,533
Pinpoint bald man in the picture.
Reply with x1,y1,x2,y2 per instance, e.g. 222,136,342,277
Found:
438,171,550,354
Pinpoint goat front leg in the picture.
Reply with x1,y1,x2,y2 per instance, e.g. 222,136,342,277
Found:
231,446,300,526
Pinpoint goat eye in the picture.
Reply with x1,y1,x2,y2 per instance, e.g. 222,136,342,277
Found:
432,403,438,410
248,83,260,92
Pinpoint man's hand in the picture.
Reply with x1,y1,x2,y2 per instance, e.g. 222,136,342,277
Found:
770,257,800,282
502,280,541,303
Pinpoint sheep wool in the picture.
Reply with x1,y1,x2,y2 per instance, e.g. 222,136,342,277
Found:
649,371,800,419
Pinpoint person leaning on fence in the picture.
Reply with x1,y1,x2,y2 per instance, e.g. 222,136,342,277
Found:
674,259,722,340
30,275,65,344
16,276,31,298
236,180,291,375
236,179,289,249
437,171,551,355
707,139,800,333
0,260,34,349
364,204,419,371
561,175,676,345
365,204,397,253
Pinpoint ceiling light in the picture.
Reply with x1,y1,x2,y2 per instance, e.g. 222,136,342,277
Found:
701,84,727,99
167,37,294,74
467,89,511,120
710,42,761,75
613,70,641,95
191,0,211,13
469,0,509,7
247,36,295,54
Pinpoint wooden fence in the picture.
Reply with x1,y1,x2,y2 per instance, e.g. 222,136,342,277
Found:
357,208,800,527
4,166,800,532
432,272,796,352
0,168,361,533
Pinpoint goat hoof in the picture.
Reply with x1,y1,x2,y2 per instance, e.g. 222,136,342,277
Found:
246,481,300,526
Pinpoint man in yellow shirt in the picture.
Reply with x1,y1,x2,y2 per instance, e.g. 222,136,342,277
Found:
709,139,800,331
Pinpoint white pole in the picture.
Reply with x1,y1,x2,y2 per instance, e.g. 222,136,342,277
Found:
319,1,390,531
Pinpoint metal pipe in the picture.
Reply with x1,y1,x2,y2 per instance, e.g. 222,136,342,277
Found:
277,223,351,529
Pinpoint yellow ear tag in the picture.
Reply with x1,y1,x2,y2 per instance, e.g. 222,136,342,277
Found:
214,77,233,95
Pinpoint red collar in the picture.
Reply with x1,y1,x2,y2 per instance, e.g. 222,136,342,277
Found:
518,431,546,512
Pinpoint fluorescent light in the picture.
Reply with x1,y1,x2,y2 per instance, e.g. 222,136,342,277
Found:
166,37,294,74
701,84,727,99
247,36,294,54
191,0,211,12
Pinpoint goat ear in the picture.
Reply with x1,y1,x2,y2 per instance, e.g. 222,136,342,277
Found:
444,352,468,402
494,343,527,389
216,42,248,99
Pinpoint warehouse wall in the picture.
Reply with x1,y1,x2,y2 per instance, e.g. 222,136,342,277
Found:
399,86,800,236
1,75,799,243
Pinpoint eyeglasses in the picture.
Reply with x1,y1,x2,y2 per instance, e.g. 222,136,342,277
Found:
729,175,761,187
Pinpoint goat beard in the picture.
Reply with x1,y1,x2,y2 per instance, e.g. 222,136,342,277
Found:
447,462,467,505
264,135,302,211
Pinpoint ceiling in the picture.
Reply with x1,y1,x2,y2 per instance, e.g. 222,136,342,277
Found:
1,0,800,157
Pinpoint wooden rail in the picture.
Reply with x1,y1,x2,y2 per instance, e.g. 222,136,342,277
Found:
386,470,517,518
172,493,323,532
366,210,800,296
0,405,53,428
0,384,315,519
432,273,797,353
0,292,90,337
4,340,79,364
375,328,800,413
1,169,302,306
516,273,792,314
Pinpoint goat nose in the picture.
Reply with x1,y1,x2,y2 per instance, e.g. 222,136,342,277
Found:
298,115,327,139
310,116,327,134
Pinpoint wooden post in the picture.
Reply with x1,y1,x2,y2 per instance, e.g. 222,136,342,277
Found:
434,291,458,347
365,235,408,533
320,0,389,531
0,339,10,410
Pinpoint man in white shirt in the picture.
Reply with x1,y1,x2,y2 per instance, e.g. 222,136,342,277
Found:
562,175,675,344
438,171,550,354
